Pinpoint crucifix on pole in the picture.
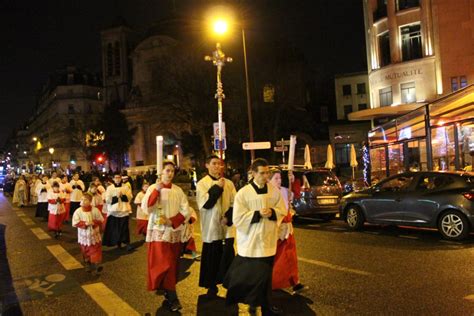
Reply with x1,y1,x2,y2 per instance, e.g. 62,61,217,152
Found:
205,42,232,176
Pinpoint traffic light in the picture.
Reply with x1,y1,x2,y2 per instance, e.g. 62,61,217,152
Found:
96,154,104,164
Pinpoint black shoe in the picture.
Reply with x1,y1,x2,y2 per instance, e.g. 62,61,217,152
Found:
126,244,134,252
85,262,92,272
292,283,308,295
263,306,283,316
168,299,182,312
117,243,122,249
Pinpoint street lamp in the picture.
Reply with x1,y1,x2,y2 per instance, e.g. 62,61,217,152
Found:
205,20,233,175
49,147,55,169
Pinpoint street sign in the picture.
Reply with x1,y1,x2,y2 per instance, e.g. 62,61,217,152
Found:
213,122,226,139
214,138,227,150
276,139,295,146
274,146,288,152
242,142,271,150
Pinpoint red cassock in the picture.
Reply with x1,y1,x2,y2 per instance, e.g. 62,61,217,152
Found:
146,187,186,291
75,218,103,264
47,199,66,231
64,202,71,221
272,212,299,290
136,219,148,236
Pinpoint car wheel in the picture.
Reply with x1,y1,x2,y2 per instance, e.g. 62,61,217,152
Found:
438,210,470,241
345,205,365,230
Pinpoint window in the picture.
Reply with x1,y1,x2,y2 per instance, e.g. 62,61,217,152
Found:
344,105,353,118
378,175,415,192
379,86,393,107
69,119,75,127
378,32,391,67
68,104,75,114
358,103,368,111
373,0,388,21
342,85,351,96
401,24,422,61
114,41,121,76
460,76,468,88
397,0,419,11
107,43,113,77
357,83,366,95
451,77,459,92
416,175,452,191
401,81,416,103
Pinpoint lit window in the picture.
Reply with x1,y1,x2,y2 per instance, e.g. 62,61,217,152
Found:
401,82,416,103
401,24,422,61
379,86,393,107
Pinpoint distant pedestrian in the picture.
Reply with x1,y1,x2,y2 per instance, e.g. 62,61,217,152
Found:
12,175,28,207
72,193,104,274
35,175,50,220
102,172,133,250
47,181,66,239
69,173,85,219
60,175,72,223
134,182,149,240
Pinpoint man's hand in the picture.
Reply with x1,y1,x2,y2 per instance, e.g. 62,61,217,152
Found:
217,178,225,188
259,208,272,218
220,216,228,226
159,215,172,226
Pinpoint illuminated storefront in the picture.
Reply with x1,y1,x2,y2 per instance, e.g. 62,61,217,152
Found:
367,85,474,181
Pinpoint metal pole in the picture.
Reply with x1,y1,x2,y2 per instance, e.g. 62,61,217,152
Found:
242,29,255,162
425,104,433,170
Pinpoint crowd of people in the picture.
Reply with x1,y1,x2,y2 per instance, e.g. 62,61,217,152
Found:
7,156,307,315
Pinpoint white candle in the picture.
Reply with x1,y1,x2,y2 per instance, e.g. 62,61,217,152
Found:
156,136,163,179
288,135,297,171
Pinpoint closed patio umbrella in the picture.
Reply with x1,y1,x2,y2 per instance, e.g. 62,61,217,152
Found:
350,144,358,180
304,144,313,169
325,144,335,170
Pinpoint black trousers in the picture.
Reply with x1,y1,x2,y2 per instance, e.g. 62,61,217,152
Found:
199,238,235,289
70,201,81,219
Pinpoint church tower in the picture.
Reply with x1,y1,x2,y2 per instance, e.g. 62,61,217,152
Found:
100,17,133,107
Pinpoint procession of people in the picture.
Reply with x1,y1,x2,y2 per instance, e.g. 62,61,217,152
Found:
7,155,307,315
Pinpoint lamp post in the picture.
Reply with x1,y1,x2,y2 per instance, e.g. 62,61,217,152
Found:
205,20,233,175
241,28,255,161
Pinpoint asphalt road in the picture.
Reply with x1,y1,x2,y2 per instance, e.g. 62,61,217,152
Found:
0,193,473,315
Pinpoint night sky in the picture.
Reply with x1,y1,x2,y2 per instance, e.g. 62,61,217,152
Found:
0,0,366,146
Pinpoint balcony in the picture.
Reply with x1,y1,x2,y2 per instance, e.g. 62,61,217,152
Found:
397,0,420,11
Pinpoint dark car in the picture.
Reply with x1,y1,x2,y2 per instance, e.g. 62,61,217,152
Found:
280,168,343,220
340,171,474,240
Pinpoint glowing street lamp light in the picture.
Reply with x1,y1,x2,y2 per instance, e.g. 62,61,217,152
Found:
32,137,38,142
49,147,55,155
213,20,228,35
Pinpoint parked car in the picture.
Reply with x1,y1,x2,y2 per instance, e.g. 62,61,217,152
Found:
340,171,474,240
280,168,343,220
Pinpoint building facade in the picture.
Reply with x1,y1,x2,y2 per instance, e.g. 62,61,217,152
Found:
28,66,103,172
335,72,370,120
351,0,474,122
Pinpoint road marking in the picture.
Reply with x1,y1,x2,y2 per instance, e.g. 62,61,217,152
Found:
20,217,35,226
298,257,373,276
16,211,26,217
82,283,140,315
439,240,463,245
332,227,346,231
399,235,419,240
30,227,51,240
308,224,321,228
46,245,83,270
464,294,474,301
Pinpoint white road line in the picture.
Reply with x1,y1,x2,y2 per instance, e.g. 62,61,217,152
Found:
46,245,83,270
364,231,380,235
399,235,419,240
16,211,26,217
308,224,321,228
332,227,347,231
464,294,474,301
298,257,373,276
439,240,463,245
82,283,140,315
20,217,35,226
30,227,51,240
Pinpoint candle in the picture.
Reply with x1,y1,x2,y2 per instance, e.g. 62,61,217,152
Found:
288,135,297,171
156,136,163,179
